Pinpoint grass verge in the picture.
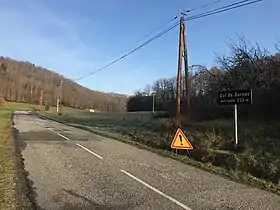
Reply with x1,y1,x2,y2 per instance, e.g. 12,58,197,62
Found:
0,108,34,209
0,109,17,209
38,113,280,196
2,102,81,115
2,102,39,111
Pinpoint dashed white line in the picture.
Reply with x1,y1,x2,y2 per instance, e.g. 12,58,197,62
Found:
120,170,192,210
76,143,103,160
56,132,70,141
35,118,103,160
35,121,42,125
46,127,70,140
48,128,54,132
36,121,69,140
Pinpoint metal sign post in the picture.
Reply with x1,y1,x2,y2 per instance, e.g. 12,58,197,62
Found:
234,104,238,149
152,94,155,113
218,89,252,150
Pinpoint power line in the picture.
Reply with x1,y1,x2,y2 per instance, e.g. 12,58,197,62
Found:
185,0,225,13
186,0,262,21
74,0,262,81
74,21,180,81
133,16,178,45
187,0,261,21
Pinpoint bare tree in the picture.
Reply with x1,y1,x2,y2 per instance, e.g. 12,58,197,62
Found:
0,57,128,111
275,41,280,52
128,38,280,120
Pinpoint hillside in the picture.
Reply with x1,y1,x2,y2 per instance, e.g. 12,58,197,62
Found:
0,57,127,112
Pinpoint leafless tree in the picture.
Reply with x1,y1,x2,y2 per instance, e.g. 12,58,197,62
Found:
0,57,128,111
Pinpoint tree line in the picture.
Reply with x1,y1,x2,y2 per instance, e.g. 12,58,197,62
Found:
127,38,280,121
0,57,127,112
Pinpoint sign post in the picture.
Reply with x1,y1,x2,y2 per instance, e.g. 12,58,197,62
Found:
218,89,252,149
234,104,238,148
152,94,155,113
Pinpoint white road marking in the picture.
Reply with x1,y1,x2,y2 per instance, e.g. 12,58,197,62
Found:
120,170,192,210
76,143,103,160
178,172,191,179
48,128,54,132
35,121,42,125
35,118,103,160
56,132,70,141
49,129,69,141
36,121,69,140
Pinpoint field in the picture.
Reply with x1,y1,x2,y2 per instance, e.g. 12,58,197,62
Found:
43,111,163,142
2,101,81,114
2,102,39,111
43,109,280,195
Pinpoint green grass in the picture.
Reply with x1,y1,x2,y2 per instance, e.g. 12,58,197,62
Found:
0,109,17,209
0,103,35,209
42,111,280,195
2,102,82,115
2,102,39,111
46,105,83,114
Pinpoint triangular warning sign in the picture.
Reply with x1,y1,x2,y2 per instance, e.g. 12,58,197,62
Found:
171,128,193,150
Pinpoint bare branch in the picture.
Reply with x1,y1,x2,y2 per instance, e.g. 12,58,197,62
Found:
275,41,280,52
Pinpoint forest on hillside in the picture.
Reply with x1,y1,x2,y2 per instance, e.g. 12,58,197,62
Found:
127,38,280,121
0,57,127,112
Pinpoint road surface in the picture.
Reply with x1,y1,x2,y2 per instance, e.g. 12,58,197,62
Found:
14,112,280,210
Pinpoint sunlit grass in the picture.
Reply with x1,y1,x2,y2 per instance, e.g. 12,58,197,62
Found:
0,108,16,209
2,102,39,111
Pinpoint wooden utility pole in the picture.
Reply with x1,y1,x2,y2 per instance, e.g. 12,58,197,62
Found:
57,80,63,114
182,17,190,118
176,16,184,128
40,90,44,111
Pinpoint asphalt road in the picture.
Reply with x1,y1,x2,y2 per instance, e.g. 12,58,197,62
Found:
14,113,280,210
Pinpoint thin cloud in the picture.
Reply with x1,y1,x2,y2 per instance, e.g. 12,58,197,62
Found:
0,0,160,94
0,1,99,78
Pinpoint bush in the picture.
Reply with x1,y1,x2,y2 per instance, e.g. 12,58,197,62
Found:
190,149,213,163
196,151,280,184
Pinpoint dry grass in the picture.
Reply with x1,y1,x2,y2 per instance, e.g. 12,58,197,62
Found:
0,109,17,209
0,105,35,209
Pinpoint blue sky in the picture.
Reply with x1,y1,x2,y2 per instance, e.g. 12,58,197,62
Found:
0,0,279,95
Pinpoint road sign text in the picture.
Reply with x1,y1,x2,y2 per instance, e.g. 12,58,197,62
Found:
218,89,252,105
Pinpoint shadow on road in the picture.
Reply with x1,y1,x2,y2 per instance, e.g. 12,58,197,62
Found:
52,188,136,210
